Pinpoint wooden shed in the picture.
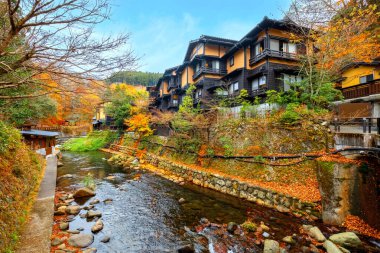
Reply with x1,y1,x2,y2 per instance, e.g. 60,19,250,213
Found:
20,130,60,155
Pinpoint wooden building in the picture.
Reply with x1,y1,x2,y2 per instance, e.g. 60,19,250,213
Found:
335,61,380,118
150,17,305,111
21,130,59,155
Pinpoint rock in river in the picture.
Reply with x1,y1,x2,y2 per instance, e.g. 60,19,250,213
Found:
91,219,104,233
178,198,186,204
263,239,280,253
227,222,238,234
83,248,97,253
73,187,96,198
59,222,69,231
329,232,362,248
308,226,326,242
68,234,94,248
65,205,81,215
87,210,102,218
100,236,110,243
323,240,343,253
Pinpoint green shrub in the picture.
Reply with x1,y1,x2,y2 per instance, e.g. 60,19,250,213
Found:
62,131,118,152
241,221,257,232
219,136,234,157
0,121,21,154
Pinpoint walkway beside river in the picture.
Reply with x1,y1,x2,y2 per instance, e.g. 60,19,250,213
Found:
17,155,57,253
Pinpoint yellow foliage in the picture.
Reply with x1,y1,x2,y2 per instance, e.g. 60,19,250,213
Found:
125,113,153,138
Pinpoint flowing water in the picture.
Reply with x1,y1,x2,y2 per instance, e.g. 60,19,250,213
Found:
57,151,380,253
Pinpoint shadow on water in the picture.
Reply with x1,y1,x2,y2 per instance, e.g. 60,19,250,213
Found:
57,151,380,253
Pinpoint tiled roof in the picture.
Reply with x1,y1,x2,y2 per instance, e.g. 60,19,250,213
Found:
21,130,60,137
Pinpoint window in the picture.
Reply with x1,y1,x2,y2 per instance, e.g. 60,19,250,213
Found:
195,89,202,99
172,100,178,106
230,56,234,66
195,63,200,72
283,74,302,91
229,82,239,94
216,89,228,96
212,60,220,70
360,74,374,84
254,40,265,56
270,39,280,51
251,76,267,90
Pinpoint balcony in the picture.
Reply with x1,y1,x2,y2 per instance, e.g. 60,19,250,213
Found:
249,49,298,65
249,87,268,97
342,79,380,100
168,81,179,90
192,67,227,80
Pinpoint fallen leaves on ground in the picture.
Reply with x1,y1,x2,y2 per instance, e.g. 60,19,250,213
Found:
343,215,380,239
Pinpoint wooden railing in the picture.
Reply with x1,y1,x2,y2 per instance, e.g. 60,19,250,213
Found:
333,117,380,134
193,67,227,79
249,87,268,96
342,79,380,99
249,49,298,65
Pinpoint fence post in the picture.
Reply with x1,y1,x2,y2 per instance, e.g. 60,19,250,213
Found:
368,118,372,133
363,118,367,133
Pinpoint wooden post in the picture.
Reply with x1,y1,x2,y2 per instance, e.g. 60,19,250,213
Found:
377,118,380,135
368,118,372,133
363,118,367,133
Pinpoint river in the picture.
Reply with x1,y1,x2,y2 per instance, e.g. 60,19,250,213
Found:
56,151,380,253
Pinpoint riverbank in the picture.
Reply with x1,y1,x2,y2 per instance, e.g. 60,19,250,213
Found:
0,122,46,252
52,150,380,252
102,147,380,252
104,146,321,220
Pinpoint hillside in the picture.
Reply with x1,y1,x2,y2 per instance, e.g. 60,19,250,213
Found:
107,71,162,86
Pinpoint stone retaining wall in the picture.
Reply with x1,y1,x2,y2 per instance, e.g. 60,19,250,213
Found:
111,145,321,219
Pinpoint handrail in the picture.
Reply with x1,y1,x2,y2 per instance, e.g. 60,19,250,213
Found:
333,117,380,134
193,67,227,79
249,49,298,65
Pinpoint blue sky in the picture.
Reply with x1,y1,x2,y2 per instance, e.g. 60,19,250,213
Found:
97,0,291,73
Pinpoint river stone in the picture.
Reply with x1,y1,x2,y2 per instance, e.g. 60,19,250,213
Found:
100,236,110,243
59,222,69,230
227,222,238,234
57,206,67,213
67,229,80,234
66,205,81,215
263,239,280,253
57,243,66,249
323,240,343,253
73,187,96,198
282,236,296,244
178,198,186,204
68,234,94,248
83,248,97,253
308,226,326,242
89,199,100,205
87,210,102,218
51,237,64,246
329,232,362,248
91,219,104,233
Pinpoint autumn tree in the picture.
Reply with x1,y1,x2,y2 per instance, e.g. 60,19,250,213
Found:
0,0,137,125
125,114,153,141
105,83,148,129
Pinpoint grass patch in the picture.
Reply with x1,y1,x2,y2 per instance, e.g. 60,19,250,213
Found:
62,131,118,152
